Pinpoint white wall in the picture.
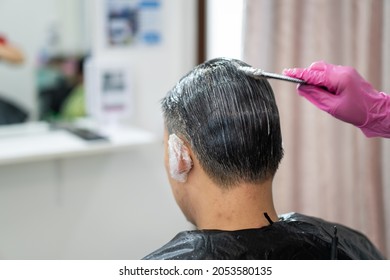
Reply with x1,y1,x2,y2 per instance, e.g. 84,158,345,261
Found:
91,0,197,136
207,0,244,60
0,143,190,259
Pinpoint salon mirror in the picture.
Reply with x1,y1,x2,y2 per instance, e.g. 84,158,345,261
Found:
0,0,91,125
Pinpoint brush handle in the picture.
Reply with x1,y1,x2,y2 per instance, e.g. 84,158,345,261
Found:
262,71,305,84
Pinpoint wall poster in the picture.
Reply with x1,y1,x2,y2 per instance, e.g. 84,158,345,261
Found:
106,0,162,47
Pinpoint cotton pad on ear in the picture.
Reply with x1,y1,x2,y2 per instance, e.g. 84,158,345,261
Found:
168,134,193,182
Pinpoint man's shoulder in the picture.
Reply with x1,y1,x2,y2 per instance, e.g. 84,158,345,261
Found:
142,213,384,260
142,220,316,260
278,212,384,259
142,230,207,260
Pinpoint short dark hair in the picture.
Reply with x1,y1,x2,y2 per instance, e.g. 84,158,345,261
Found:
162,58,284,187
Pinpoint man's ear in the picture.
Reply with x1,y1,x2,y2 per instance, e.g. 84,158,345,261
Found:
168,134,193,182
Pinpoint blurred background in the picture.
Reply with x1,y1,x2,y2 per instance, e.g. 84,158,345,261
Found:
0,0,389,259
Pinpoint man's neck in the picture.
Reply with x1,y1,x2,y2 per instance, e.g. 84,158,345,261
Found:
194,179,278,231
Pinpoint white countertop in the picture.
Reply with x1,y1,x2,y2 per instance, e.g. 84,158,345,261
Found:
0,122,157,165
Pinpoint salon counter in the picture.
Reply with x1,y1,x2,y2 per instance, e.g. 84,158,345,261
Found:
0,122,190,260
0,122,156,165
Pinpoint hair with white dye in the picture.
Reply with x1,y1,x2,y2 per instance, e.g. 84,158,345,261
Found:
161,58,284,188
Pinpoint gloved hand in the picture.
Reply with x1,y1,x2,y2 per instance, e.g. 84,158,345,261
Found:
283,61,390,138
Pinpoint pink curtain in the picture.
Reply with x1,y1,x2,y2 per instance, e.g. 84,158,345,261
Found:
244,0,390,257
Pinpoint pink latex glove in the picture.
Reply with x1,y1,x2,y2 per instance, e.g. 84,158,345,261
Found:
283,61,390,138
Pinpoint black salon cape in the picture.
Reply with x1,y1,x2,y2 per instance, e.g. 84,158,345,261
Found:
143,212,384,260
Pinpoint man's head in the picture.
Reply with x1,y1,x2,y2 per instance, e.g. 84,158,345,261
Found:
162,58,283,187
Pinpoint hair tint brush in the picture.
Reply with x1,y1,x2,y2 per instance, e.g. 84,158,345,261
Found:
240,66,305,84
